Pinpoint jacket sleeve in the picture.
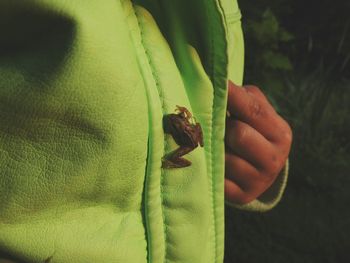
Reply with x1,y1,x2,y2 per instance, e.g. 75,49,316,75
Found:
225,160,289,212
223,0,289,212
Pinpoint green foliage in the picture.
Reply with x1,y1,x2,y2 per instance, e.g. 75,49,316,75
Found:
240,6,294,95
276,65,350,182
287,0,350,76
239,0,350,88
249,9,294,46
261,51,292,71
250,9,293,70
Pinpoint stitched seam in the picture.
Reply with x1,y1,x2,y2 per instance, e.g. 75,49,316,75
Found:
119,0,155,261
131,3,168,263
203,1,217,262
207,0,229,261
209,19,219,263
210,1,229,262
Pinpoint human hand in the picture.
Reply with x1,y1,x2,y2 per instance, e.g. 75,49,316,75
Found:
224,80,292,205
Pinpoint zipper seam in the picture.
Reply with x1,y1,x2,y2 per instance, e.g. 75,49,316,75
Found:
202,1,217,262
208,0,230,262
121,0,167,262
131,3,168,263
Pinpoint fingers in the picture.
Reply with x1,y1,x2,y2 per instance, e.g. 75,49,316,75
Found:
225,118,280,174
227,80,292,145
225,153,260,191
225,153,269,204
224,179,247,205
224,80,293,205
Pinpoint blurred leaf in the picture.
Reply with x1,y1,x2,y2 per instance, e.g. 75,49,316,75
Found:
279,30,295,42
241,6,295,89
262,9,279,34
248,9,279,45
262,51,293,70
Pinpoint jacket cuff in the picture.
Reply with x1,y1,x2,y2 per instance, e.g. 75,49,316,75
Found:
225,159,289,212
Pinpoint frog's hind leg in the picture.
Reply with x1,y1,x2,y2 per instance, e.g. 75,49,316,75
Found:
162,146,193,168
161,157,191,169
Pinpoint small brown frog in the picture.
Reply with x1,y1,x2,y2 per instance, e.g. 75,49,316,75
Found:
162,105,204,168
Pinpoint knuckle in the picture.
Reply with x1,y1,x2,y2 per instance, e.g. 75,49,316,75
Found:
245,85,267,100
283,123,293,144
277,121,293,151
262,155,285,180
271,157,283,175
233,122,249,145
248,100,265,119
245,85,261,95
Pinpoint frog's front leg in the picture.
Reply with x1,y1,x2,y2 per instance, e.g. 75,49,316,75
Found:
162,146,193,168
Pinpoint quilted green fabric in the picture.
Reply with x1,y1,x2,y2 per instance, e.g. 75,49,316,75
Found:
0,0,288,262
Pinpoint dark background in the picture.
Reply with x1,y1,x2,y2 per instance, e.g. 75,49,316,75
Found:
224,0,350,262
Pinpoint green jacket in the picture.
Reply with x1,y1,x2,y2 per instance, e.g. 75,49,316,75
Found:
0,0,288,262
